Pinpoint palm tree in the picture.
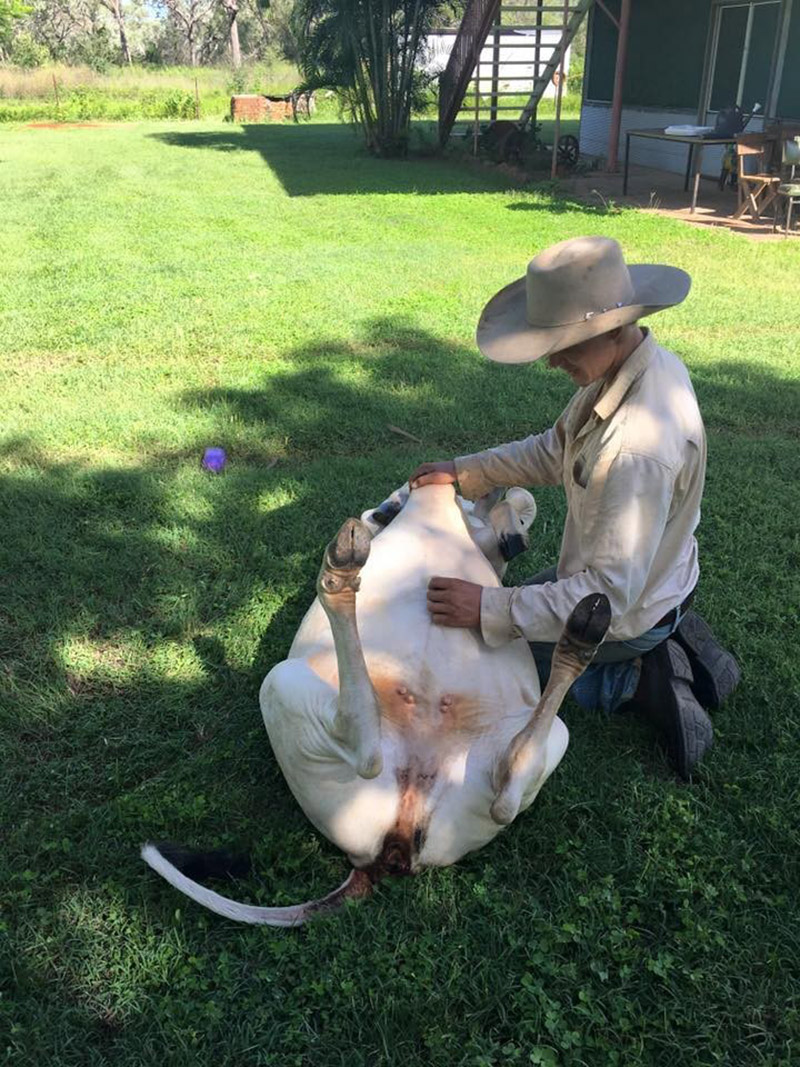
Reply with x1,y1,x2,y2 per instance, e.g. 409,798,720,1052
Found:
294,0,449,157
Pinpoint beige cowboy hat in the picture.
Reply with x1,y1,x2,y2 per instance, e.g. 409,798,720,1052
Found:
476,235,691,364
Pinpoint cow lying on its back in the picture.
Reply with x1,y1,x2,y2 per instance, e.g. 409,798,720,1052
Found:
142,483,610,925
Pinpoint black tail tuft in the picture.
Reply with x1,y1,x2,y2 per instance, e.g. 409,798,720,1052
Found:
152,842,251,883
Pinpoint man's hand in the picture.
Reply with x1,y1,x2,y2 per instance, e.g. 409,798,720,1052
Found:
427,577,482,629
409,461,457,490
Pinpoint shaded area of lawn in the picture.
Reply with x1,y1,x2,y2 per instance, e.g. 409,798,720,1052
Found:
2,316,800,1066
149,122,528,197
148,119,581,198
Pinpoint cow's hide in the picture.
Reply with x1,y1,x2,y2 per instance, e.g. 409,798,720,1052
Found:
142,484,609,924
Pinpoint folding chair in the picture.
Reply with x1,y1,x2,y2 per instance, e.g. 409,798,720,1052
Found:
733,134,780,221
773,137,800,236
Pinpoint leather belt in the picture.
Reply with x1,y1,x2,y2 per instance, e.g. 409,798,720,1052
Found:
654,587,696,630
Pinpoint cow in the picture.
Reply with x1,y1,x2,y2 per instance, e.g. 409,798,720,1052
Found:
142,482,610,925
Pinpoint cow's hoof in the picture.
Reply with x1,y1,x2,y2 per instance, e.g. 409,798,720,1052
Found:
319,518,372,597
327,518,371,570
565,593,611,648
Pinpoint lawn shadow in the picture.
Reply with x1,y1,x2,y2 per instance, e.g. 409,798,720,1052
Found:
148,122,531,197
505,197,621,216
3,319,800,1055
4,334,797,844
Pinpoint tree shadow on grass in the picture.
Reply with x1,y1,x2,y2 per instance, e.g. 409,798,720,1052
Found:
148,122,534,197
504,197,618,216
3,322,800,1057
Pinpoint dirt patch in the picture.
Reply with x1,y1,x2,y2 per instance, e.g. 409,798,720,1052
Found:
27,122,104,129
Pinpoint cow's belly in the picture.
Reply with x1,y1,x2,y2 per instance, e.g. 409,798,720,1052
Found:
262,485,560,870
289,488,541,712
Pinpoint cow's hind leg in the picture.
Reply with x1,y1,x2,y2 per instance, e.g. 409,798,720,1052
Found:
317,518,383,779
491,593,611,825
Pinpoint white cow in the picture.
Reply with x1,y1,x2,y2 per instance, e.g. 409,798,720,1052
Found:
142,483,610,924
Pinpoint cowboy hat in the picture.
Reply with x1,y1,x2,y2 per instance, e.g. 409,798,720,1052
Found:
476,236,691,364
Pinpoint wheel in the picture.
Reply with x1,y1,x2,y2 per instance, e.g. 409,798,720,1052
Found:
557,134,579,168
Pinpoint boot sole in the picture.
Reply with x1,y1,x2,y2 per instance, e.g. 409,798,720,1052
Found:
640,641,714,780
673,612,740,708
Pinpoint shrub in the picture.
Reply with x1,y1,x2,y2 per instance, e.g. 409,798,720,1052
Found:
10,31,49,70
158,88,196,119
567,57,584,96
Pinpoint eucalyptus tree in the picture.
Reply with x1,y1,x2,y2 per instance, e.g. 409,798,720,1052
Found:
294,0,454,157
98,0,131,63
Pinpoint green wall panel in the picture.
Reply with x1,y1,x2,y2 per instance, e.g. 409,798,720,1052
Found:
777,7,800,118
587,0,712,106
585,0,799,118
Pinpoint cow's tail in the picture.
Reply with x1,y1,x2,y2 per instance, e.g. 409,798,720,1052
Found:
141,843,373,927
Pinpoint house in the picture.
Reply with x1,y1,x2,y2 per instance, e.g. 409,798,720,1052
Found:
439,0,798,177
580,0,798,174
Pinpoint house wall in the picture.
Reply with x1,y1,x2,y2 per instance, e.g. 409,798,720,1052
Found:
585,0,712,109
424,30,570,101
580,0,799,174
579,102,736,175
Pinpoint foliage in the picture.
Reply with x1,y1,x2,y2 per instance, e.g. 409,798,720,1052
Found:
293,0,449,156
0,0,30,55
0,60,304,120
5,0,292,67
69,23,118,71
566,55,584,96
8,28,47,67
1,118,799,1066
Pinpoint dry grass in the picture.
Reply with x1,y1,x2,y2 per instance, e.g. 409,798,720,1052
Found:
0,60,300,100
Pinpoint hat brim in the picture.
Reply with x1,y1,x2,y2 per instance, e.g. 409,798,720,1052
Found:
476,264,692,364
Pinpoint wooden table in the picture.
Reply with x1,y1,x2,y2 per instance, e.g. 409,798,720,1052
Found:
623,128,734,213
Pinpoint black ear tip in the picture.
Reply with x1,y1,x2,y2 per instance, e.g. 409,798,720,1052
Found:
499,532,527,562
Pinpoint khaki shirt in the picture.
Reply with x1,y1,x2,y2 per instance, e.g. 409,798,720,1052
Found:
455,330,706,645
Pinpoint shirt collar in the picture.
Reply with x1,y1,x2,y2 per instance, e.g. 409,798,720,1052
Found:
592,328,656,422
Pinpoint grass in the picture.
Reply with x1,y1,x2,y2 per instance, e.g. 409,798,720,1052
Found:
0,62,303,122
1,118,799,1067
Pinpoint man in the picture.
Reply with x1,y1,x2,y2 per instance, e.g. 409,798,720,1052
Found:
410,236,739,779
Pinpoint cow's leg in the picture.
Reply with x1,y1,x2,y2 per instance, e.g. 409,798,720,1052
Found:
491,593,611,825
317,518,383,779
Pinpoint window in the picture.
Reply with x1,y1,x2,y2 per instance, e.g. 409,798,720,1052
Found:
707,1,781,113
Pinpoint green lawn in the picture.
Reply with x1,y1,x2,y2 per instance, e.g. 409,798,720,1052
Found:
1,119,799,1067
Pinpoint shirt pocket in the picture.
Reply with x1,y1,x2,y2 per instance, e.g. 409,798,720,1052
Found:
572,453,590,489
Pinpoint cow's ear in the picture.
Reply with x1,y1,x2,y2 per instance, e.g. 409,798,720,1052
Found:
505,488,537,529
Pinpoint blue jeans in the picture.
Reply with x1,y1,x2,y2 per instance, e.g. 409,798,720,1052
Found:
524,568,684,714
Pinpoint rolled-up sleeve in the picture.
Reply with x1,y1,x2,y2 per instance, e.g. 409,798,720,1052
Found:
454,417,567,501
479,451,677,646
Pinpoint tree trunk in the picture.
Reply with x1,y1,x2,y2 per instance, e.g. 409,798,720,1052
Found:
116,11,132,64
99,0,132,64
229,8,241,68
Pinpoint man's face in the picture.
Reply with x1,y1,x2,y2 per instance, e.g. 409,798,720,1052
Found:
547,331,621,386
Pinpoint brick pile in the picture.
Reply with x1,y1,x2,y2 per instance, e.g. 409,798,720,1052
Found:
230,94,314,123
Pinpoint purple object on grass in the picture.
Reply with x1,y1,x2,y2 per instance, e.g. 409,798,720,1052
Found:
202,447,227,473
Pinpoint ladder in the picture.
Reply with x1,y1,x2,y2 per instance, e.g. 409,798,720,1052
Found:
437,0,593,147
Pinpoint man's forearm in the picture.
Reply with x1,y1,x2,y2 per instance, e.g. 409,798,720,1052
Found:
455,425,565,500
